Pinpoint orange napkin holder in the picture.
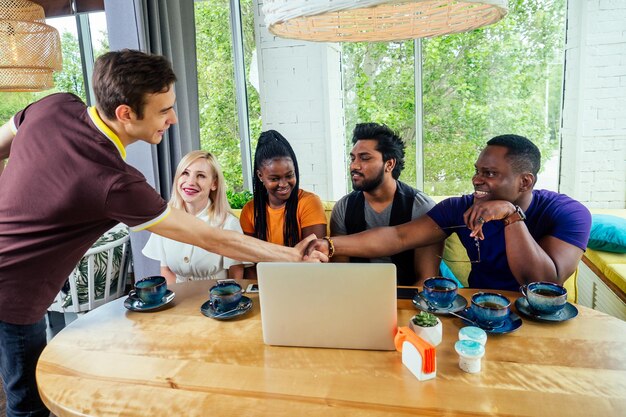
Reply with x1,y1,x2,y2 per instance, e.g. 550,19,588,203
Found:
394,326,437,380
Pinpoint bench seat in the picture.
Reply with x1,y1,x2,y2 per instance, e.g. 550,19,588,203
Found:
577,209,626,320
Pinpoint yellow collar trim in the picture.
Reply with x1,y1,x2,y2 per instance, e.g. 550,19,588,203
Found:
87,106,126,160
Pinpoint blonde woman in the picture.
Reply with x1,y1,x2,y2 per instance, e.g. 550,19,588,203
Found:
143,151,247,284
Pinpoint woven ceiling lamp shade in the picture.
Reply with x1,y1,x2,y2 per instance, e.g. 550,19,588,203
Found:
263,0,508,43
0,0,63,92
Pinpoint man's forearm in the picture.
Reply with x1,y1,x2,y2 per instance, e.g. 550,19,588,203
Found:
333,216,445,259
504,222,558,284
333,226,407,259
149,208,301,263
201,227,301,263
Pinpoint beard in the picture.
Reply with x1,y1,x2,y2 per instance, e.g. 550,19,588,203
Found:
352,167,385,192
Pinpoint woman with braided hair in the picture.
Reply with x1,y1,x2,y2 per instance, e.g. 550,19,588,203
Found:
240,130,327,277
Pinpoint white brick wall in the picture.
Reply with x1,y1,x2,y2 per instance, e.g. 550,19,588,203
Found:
253,1,347,201
561,0,626,208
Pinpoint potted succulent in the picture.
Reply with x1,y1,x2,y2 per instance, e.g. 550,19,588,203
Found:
409,311,442,346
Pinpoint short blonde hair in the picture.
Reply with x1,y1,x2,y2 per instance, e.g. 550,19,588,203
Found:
169,150,231,226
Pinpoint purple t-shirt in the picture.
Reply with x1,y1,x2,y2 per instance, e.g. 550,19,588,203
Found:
427,190,591,291
0,93,168,324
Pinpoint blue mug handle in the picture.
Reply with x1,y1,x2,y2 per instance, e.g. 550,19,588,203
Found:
520,284,528,298
209,298,221,310
129,290,137,298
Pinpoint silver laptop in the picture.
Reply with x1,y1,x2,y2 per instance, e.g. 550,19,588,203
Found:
257,262,397,350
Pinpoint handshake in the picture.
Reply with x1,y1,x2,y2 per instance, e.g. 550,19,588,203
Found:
296,235,333,263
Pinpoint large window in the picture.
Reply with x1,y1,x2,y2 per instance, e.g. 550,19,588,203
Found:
342,0,566,196
422,0,565,195
193,0,566,198
342,41,417,186
194,0,260,192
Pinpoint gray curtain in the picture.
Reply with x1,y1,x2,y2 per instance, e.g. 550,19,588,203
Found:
141,0,200,197
104,0,200,279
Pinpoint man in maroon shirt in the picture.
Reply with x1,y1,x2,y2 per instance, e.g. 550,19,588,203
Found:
0,50,323,417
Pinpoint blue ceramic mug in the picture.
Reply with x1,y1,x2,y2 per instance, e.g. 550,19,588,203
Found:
520,281,567,315
209,282,242,312
470,292,510,328
131,276,167,306
421,276,458,309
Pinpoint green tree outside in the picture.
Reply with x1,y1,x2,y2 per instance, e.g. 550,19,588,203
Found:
195,0,260,192
53,31,87,100
342,0,566,196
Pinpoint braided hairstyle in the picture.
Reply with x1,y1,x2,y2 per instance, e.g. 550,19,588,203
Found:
252,130,301,247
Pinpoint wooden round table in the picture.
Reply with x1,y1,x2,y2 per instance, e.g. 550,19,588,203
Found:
37,280,626,417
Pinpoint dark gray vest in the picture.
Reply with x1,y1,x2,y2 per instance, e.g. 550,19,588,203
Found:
345,181,417,285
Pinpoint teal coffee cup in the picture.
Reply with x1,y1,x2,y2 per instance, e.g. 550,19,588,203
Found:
209,282,242,312
520,281,567,315
421,276,458,309
131,276,167,305
470,292,510,328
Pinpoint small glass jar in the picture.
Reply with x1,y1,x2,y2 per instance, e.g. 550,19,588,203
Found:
458,326,487,346
454,340,485,373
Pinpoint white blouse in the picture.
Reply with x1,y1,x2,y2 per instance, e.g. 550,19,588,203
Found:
142,207,248,283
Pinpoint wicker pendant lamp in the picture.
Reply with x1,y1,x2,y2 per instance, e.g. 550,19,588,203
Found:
263,0,508,42
0,0,63,92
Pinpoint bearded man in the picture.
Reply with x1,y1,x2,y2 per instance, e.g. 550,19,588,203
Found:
329,123,442,285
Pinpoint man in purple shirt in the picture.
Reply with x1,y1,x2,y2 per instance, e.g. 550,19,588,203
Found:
308,134,591,291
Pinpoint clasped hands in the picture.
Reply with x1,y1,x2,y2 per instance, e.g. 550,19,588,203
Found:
295,234,330,263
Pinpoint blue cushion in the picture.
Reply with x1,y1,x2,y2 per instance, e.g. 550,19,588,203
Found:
439,261,464,288
588,214,626,253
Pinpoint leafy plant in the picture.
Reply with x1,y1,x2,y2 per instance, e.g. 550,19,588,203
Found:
62,228,129,307
411,311,438,327
227,190,253,209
